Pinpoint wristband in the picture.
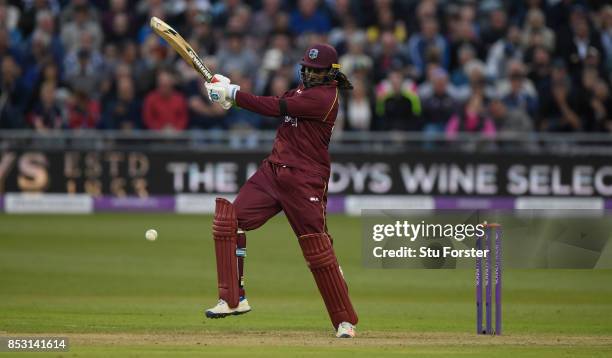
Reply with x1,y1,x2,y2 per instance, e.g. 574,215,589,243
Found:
229,84,241,101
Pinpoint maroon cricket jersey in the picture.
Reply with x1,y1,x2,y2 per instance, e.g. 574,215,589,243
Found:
235,83,339,178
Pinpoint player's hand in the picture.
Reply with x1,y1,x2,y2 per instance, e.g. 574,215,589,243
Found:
205,74,240,110
205,82,230,109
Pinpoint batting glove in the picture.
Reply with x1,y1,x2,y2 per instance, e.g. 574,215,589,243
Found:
205,74,240,110
212,74,231,84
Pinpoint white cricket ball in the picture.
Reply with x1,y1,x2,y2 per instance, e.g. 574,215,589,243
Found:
145,229,158,241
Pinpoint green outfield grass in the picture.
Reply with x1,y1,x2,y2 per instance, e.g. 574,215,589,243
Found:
1,214,611,357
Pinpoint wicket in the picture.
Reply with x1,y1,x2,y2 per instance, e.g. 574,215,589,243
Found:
476,223,502,335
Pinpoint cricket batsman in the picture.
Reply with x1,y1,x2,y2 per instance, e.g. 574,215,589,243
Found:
203,44,358,338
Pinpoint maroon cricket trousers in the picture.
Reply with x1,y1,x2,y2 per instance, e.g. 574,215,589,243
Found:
234,160,329,236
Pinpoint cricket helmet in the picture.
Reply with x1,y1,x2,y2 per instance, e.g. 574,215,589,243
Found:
300,43,339,69
299,43,342,88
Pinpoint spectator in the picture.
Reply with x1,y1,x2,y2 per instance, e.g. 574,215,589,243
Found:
0,55,26,128
367,0,406,46
410,0,437,33
498,60,538,120
216,32,258,77
27,81,64,131
102,0,133,36
488,97,533,135
184,10,217,57
407,17,450,78
419,64,459,100
592,79,612,132
225,4,252,34
210,0,241,28
338,31,373,78
100,77,141,130
344,78,373,131
481,7,508,50
455,59,493,103
448,15,483,71
64,44,105,98
28,60,68,112
583,46,608,81
32,10,64,64
67,89,101,129
257,32,295,93
60,0,100,26
450,44,476,88
521,9,555,51
105,12,132,46
133,34,165,95
568,67,600,131
527,46,552,101
538,62,581,131
142,69,188,131
376,70,421,131
328,15,358,50
252,0,283,39
507,0,547,26
18,0,62,39
0,2,22,45
422,69,460,134
446,95,496,139
289,0,331,35
117,41,139,74
372,31,411,83
162,0,209,19
0,28,20,62
486,25,524,80
21,30,53,96
556,7,605,81
60,4,103,53
329,0,356,29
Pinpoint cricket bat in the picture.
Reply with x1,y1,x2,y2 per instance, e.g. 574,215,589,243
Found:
149,16,216,83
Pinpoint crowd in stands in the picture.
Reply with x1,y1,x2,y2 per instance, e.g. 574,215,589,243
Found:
0,0,611,136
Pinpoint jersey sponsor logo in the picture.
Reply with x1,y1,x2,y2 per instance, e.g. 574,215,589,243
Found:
309,196,320,202
284,116,298,127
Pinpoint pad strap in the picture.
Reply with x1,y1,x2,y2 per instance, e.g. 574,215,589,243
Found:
237,229,247,298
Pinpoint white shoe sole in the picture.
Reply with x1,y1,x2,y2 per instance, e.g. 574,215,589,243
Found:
337,333,354,338
205,308,251,319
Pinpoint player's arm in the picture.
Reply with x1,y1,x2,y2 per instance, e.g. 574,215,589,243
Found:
235,90,335,122
233,92,283,117
206,75,335,121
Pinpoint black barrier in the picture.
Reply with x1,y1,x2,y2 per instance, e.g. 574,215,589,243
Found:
1,150,611,197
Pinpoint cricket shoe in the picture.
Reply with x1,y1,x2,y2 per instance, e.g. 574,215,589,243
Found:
336,322,356,338
205,298,251,319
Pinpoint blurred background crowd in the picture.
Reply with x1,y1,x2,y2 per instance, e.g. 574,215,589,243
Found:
0,0,610,136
